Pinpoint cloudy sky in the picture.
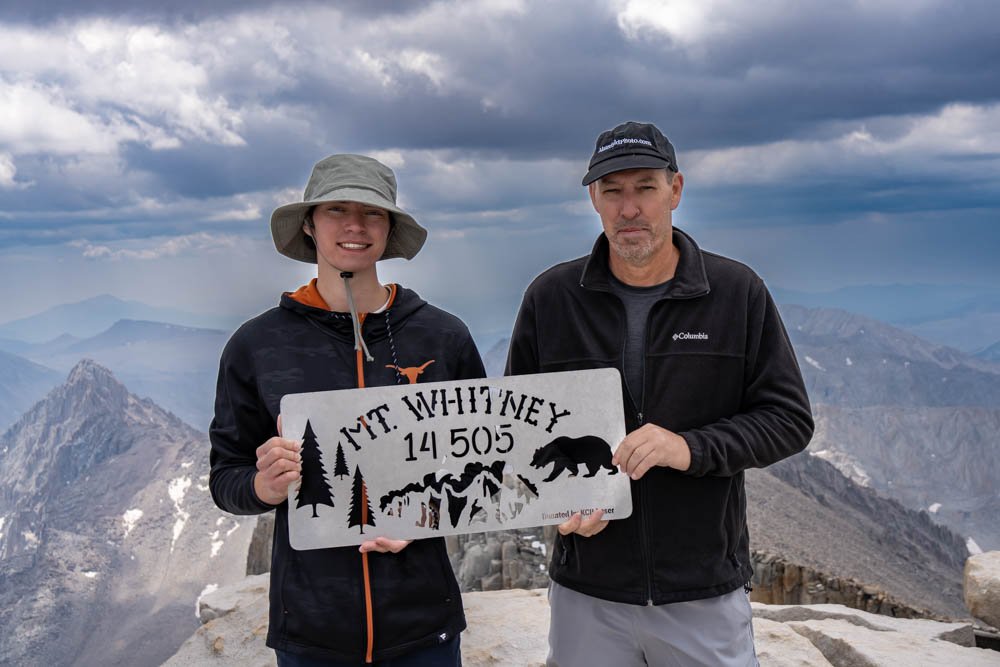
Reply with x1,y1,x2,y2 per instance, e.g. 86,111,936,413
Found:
1,0,998,345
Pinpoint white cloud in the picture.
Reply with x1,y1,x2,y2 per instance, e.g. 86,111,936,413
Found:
686,102,1000,186
0,152,32,190
0,19,246,160
74,232,240,261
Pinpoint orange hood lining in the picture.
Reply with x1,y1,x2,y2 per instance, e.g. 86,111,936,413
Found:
287,278,397,313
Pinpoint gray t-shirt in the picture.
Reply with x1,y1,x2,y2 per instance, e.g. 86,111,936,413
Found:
608,275,672,411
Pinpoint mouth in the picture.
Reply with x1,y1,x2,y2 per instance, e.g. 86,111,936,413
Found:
338,242,372,250
615,226,650,235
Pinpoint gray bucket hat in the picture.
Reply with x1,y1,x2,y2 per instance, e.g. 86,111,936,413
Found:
270,154,427,263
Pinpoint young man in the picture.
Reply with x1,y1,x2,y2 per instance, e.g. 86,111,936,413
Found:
210,154,484,666
506,122,813,666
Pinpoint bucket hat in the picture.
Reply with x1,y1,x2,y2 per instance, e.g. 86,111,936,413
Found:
270,154,427,263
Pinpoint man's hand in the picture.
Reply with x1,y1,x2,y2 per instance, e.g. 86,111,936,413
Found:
253,414,302,505
359,537,413,554
558,509,608,537
612,424,691,480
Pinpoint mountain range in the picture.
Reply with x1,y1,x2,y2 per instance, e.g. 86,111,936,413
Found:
0,294,235,344
0,360,254,666
772,283,1000,355
1,318,229,431
781,304,1000,553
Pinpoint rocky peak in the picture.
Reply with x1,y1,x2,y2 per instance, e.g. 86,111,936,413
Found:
63,358,130,408
0,361,185,510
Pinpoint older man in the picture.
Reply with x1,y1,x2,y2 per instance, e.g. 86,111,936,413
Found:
506,122,813,666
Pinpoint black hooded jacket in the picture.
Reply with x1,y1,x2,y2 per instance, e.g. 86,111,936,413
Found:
210,284,485,662
506,229,813,605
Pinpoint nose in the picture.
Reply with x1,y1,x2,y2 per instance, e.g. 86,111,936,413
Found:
341,208,367,231
621,195,640,220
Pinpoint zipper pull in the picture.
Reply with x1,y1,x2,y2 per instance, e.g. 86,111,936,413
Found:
637,412,644,425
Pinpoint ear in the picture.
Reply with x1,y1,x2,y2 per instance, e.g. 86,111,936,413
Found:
302,220,313,238
670,172,684,210
588,181,599,212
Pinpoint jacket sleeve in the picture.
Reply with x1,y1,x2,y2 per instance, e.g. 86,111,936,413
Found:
504,286,540,376
456,332,488,380
209,330,278,515
680,282,814,477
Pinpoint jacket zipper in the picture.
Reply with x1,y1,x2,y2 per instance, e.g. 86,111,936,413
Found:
611,293,655,605
355,312,376,665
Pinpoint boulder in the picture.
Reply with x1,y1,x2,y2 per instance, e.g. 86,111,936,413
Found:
966,551,1000,629
164,580,998,667
457,543,491,590
788,618,999,666
752,618,834,666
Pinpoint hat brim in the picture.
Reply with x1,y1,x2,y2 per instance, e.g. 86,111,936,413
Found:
581,154,673,186
270,186,427,264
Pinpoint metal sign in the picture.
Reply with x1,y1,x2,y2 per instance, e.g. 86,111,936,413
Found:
281,368,631,549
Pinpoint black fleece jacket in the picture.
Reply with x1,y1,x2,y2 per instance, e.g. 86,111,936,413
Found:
209,285,485,662
506,229,813,604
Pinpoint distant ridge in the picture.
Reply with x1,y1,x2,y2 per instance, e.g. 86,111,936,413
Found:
0,294,234,343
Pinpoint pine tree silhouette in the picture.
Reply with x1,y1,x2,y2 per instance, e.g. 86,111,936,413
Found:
333,442,349,479
295,421,335,518
348,465,376,533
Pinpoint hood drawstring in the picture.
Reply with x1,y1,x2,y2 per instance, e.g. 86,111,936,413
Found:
340,271,374,362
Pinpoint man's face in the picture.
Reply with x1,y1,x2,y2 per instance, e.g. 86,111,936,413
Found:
589,168,683,267
304,201,391,274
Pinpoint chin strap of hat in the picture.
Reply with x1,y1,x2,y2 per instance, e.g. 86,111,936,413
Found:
340,271,374,362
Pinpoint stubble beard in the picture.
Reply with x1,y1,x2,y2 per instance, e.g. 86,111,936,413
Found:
608,232,663,267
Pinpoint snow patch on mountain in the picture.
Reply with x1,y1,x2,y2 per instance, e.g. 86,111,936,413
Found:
122,508,143,538
805,356,826,371
928,503,941,514
195,584,218,619
967,537,983,555
168,476,192,551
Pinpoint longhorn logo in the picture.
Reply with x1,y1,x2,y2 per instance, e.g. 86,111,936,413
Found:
386,359,435,384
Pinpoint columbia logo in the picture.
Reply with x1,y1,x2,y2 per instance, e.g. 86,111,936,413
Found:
673,332,709,341
439,632,449,642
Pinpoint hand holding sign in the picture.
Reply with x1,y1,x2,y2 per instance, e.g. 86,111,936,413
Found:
612,423,691,480
281,369,632,549
253,414,303,506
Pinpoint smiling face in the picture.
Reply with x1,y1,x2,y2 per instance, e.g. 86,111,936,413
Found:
589,168,683,272
303,200,392,276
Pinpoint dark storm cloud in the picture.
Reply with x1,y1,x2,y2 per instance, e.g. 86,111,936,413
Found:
2,0,1000,256
0,0,432,25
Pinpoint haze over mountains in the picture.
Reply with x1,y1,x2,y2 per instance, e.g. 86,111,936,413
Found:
772,283,1000,356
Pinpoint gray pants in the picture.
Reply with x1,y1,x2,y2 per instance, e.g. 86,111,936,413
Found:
547,582,758,667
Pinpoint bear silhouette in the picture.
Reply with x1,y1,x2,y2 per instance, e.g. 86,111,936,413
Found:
530,435,617,483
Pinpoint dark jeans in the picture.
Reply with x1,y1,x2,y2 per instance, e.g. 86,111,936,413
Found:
275,636,461,667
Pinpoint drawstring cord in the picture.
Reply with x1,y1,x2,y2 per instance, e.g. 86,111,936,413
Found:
340,271,374,362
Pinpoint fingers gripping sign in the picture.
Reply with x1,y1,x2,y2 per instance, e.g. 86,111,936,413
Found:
558,509,608,538
359,537,413,554
253,413,304,506
612,424,691,480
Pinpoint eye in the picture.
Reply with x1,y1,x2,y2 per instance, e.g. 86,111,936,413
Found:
364,209,388,218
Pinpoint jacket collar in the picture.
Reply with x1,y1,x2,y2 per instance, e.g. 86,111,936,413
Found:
580,226,710,299
279,282,425,343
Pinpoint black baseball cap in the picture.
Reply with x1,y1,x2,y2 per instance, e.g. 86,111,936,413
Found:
581,121,678,186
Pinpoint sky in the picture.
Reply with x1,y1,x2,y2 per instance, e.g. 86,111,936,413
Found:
1,0,999,346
